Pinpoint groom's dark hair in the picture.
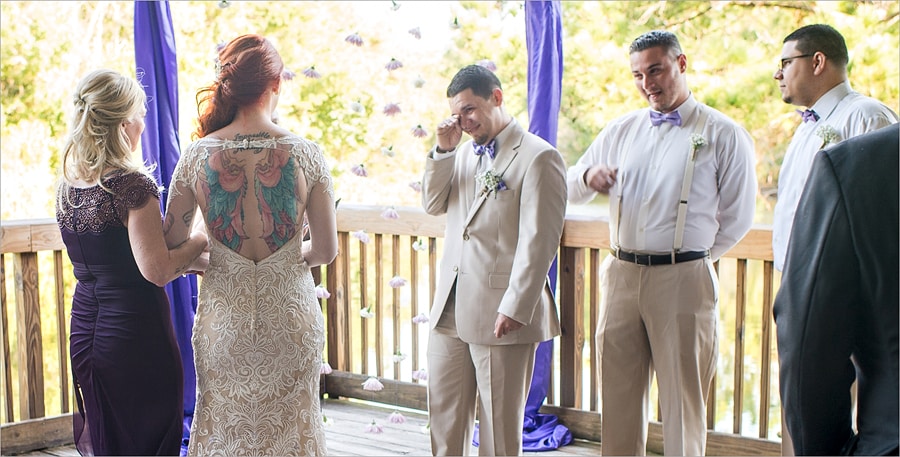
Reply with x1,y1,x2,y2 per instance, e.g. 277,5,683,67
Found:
447,64,501,100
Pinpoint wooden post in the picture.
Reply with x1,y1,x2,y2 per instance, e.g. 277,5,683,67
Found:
14,252,45,419
326,233,350,372
558,246,584,408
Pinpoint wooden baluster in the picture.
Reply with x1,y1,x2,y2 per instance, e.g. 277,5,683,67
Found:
558,246,584,408
733,258,748,434
374,234,384,378
759,260,775,439
53,251,69,414
14,252,44,420
391,235,401,380
589,248,601,412
359,240,369,375
409,237,420,375
1,253,15,422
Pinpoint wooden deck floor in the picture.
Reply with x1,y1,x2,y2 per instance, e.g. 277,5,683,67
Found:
18,398,603,456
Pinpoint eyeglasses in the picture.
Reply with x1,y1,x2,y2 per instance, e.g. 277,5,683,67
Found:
777,54,814,72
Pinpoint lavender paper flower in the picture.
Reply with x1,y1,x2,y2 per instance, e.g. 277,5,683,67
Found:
381,207,400,220
411,125,428,138
412,368,429,381
351,230,370,244
345,32,364,47
302,66,321,79
351,164,368,177
281,69,296,81
412,312,429,324
389,276,407,288
388,411,406,424
365,420,384,433
408,27,421,39
383,102,401,116
385,58,403,71
320,361,333,375
315,284,331,299
476,59,497,72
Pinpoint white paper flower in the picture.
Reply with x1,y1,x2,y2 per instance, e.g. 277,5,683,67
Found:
411,240,427,252
320,361,333,375
315,284,331,299
381,145,395,157
323,415,335,427
389,276,407,288
413,75,426,88
392,351,407,363
362,376,384,391
360,306,375,319
349,100,365,114
412,312,429,324
408,27,421,39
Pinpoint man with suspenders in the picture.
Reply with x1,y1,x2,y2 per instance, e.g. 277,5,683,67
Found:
566,30,757,455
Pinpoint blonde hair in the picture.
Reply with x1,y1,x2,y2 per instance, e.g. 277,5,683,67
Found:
60,69,150,192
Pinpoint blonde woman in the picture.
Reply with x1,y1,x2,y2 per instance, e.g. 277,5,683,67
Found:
55,69,207,456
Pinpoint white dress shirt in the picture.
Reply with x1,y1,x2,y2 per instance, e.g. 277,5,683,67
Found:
567,94,757,261
772,81,898,270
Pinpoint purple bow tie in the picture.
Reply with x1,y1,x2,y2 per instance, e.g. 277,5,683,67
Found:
474,140,496,159
649,110,682,127
797,109,820,123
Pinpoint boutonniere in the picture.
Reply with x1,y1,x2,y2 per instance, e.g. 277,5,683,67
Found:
476,169,507,198
816,124,840,149
689,133,707,160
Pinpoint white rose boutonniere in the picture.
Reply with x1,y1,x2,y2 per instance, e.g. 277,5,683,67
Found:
689,133,707,159
816,124,841,149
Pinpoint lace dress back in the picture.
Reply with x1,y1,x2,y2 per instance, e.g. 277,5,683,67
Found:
170,136,332,456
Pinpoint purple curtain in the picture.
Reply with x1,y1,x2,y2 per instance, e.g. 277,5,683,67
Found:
474,1,572,451
134,2,197,455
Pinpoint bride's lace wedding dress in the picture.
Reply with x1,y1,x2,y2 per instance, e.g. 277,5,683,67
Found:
171,136,332,456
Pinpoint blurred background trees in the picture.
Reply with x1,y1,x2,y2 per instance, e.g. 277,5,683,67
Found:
2,0,898,222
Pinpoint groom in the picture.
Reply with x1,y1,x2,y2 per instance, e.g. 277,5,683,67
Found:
421,64,567,456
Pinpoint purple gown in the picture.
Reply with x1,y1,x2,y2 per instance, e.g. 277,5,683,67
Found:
56,172,183,456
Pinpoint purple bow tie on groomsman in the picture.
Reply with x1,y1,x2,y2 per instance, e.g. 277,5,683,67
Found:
474,139,497,159
649,110,682,127
797,108,820,122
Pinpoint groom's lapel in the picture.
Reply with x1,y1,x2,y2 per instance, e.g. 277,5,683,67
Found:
462,132,524,230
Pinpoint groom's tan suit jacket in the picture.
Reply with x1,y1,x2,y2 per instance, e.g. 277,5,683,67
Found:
422,119,565,345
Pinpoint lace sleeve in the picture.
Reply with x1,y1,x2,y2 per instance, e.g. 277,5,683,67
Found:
168,140,206,202
293,139,335,202
110,172,161,223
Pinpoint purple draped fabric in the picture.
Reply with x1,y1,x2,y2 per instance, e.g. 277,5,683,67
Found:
475,1,572,451
134,2,197,454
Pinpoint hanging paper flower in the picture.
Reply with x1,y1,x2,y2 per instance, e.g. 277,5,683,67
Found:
408,181,423,193
392,350,407,363
385,58,404,71
315,284,331,299
408,27,421,39
351,164,368,177
381,145,395,157
476,59,497,72
450,17,460,29
411,125,428,138
383,102,401,116
412,368,429,381
345,32,364,47
323,415,336,427
360,305,375,319
351,230,370,244
365,420,384,433
389,276,407,288
218,0,231,8
388,411,406,424
413,75,426,88
215,41,227,53
349,100,365,114
302,66,321,79
412,312,429,324
381,207,400,220
421,422,431,434
281,69,296,81
320,361,333,375
411,240,427,252
390,0,401,11
362,376,384,391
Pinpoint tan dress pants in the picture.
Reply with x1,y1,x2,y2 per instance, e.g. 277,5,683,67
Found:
597,255,718,456
427,298,538,456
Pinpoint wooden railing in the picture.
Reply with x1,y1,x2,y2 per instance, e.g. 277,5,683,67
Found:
0,205,782,455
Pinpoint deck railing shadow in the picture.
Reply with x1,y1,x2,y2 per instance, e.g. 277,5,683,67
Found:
1,204,781,455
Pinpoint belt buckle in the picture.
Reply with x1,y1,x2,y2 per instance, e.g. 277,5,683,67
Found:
636,253,651,266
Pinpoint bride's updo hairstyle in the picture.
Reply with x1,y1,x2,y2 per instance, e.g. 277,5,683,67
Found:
194,34,284,139
61,69,148,186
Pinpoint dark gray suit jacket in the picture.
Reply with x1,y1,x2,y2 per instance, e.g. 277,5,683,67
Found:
775,123,899,455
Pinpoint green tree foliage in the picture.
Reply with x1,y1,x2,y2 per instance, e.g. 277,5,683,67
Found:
2,0,897,223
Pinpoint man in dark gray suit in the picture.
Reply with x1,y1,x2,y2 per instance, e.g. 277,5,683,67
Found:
774,123,899,455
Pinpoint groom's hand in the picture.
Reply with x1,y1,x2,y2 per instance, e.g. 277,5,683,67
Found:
494,313,524,338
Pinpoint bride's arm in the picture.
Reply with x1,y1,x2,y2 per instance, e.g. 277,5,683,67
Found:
301,182,337,267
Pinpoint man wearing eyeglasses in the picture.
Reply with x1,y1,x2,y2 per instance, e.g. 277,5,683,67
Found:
772,23,897,456
772,24,897,274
